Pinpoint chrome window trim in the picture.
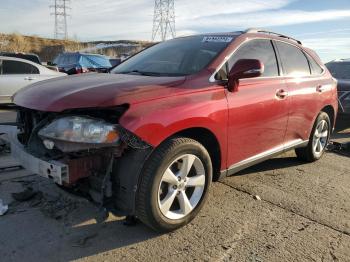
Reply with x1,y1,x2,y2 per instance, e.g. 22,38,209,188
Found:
209,36,326,83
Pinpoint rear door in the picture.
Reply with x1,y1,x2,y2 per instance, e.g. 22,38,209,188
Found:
225,39,290,169
274,41,328,143
0,60,40,103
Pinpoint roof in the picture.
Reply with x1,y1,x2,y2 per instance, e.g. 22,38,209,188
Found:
243,28,302,45
0,55,39,64
177,29,302,45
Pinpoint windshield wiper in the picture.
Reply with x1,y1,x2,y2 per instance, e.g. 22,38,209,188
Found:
118,70,162,76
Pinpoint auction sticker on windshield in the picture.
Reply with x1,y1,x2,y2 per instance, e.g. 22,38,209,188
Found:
202,36,233,43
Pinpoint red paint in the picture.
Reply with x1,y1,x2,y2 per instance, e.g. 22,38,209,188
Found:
13,32,338,171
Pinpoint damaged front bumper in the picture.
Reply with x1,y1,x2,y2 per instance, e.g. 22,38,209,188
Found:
5,126,69,185
1,121,153,215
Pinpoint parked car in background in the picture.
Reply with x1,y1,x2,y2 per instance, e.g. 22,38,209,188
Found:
0,56,66,104
6,29,337,232
109,58,122,67
0,52,42,65
53,52,112,75
1,52,60,72
326,59,350,114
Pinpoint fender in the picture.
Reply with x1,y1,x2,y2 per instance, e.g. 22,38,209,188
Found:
119,87,229,170
115,88,229,214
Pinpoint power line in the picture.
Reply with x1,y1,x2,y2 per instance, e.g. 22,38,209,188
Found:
152,0,176,41
50,0,70,39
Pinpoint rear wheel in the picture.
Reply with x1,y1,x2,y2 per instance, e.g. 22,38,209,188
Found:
136,137,212,232
295,112,331,162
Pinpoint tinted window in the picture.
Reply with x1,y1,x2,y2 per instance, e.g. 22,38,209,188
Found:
64,54,79,65
53,54,63,65
275,42,310,77
54,54,79,66
2,60,39,74
326,62,350,80
227,39,279,77
306,54,323,75
112,35,235,76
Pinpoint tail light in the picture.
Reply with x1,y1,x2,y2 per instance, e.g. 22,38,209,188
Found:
75,67,89,74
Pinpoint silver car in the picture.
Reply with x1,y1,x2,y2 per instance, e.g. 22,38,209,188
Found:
0,56,66,104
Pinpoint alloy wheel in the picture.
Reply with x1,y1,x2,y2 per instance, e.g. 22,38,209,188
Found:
157,154,206,220
313,119,329,157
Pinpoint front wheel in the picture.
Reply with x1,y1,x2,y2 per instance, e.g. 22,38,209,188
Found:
295,112,331,162
136,137,212,232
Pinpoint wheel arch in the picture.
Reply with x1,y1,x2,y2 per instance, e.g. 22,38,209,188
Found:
321,105,336,130
167,127,222,181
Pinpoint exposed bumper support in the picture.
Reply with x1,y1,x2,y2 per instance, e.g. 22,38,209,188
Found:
0,125,69,185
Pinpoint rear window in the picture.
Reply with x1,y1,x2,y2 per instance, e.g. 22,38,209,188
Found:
2,60,39,74
275,41,311,77
326,62,350,80
306,53,323,75
80,55,112,68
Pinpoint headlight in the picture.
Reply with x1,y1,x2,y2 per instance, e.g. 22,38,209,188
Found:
38,116,120,144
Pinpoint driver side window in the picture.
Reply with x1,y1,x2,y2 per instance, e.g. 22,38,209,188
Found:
216,39,279,80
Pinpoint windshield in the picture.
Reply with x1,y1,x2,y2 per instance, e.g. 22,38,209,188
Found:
111,35,235,77
326,62,350,80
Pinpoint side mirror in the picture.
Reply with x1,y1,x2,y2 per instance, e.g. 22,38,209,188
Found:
227,59,264,92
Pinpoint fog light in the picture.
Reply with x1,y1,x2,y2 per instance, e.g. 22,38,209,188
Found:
43,139,55,150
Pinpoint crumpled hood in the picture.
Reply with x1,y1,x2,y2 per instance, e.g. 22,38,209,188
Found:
13,73,186,112
337,79,350,91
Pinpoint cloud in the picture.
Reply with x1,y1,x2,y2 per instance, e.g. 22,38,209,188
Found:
295,28,350,37
0,0,350,49
0,0,296,40
176,0,295,19
177,9,350,31
303,37,350,62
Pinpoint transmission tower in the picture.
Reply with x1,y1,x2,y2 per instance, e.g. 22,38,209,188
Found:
152,0,176,41
50,0,70,39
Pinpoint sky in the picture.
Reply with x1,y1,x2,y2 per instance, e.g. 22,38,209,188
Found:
1,0,350,62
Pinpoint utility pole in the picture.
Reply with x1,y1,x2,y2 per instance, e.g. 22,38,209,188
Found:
50,0,70,39
152,0,176,41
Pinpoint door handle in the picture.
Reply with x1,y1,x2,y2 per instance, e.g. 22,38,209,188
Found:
24,77,36,81
276,89,289,99
316,85,326,93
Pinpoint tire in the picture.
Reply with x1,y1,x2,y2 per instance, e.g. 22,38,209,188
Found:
295,112,331,162
136,137,212,232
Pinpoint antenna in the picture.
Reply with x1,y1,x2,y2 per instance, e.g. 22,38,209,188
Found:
152,0,176,41
50,0,70,39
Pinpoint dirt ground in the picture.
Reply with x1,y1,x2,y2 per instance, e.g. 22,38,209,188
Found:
0,111,349,262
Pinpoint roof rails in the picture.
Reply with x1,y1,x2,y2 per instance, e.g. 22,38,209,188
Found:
244,28,302,45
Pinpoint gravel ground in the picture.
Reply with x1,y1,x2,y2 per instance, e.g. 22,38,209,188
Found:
0,110,349,262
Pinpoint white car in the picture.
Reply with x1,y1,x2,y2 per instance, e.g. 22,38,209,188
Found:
0,56,66,104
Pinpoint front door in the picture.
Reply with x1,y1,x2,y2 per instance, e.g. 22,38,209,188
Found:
224,39,290,170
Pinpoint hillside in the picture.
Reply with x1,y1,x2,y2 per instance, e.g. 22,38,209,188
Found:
0,33,151,62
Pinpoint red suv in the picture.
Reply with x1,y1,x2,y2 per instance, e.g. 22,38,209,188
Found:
6,29,338,232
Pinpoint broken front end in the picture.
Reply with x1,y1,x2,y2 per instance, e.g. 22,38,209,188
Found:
3,106,152,215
